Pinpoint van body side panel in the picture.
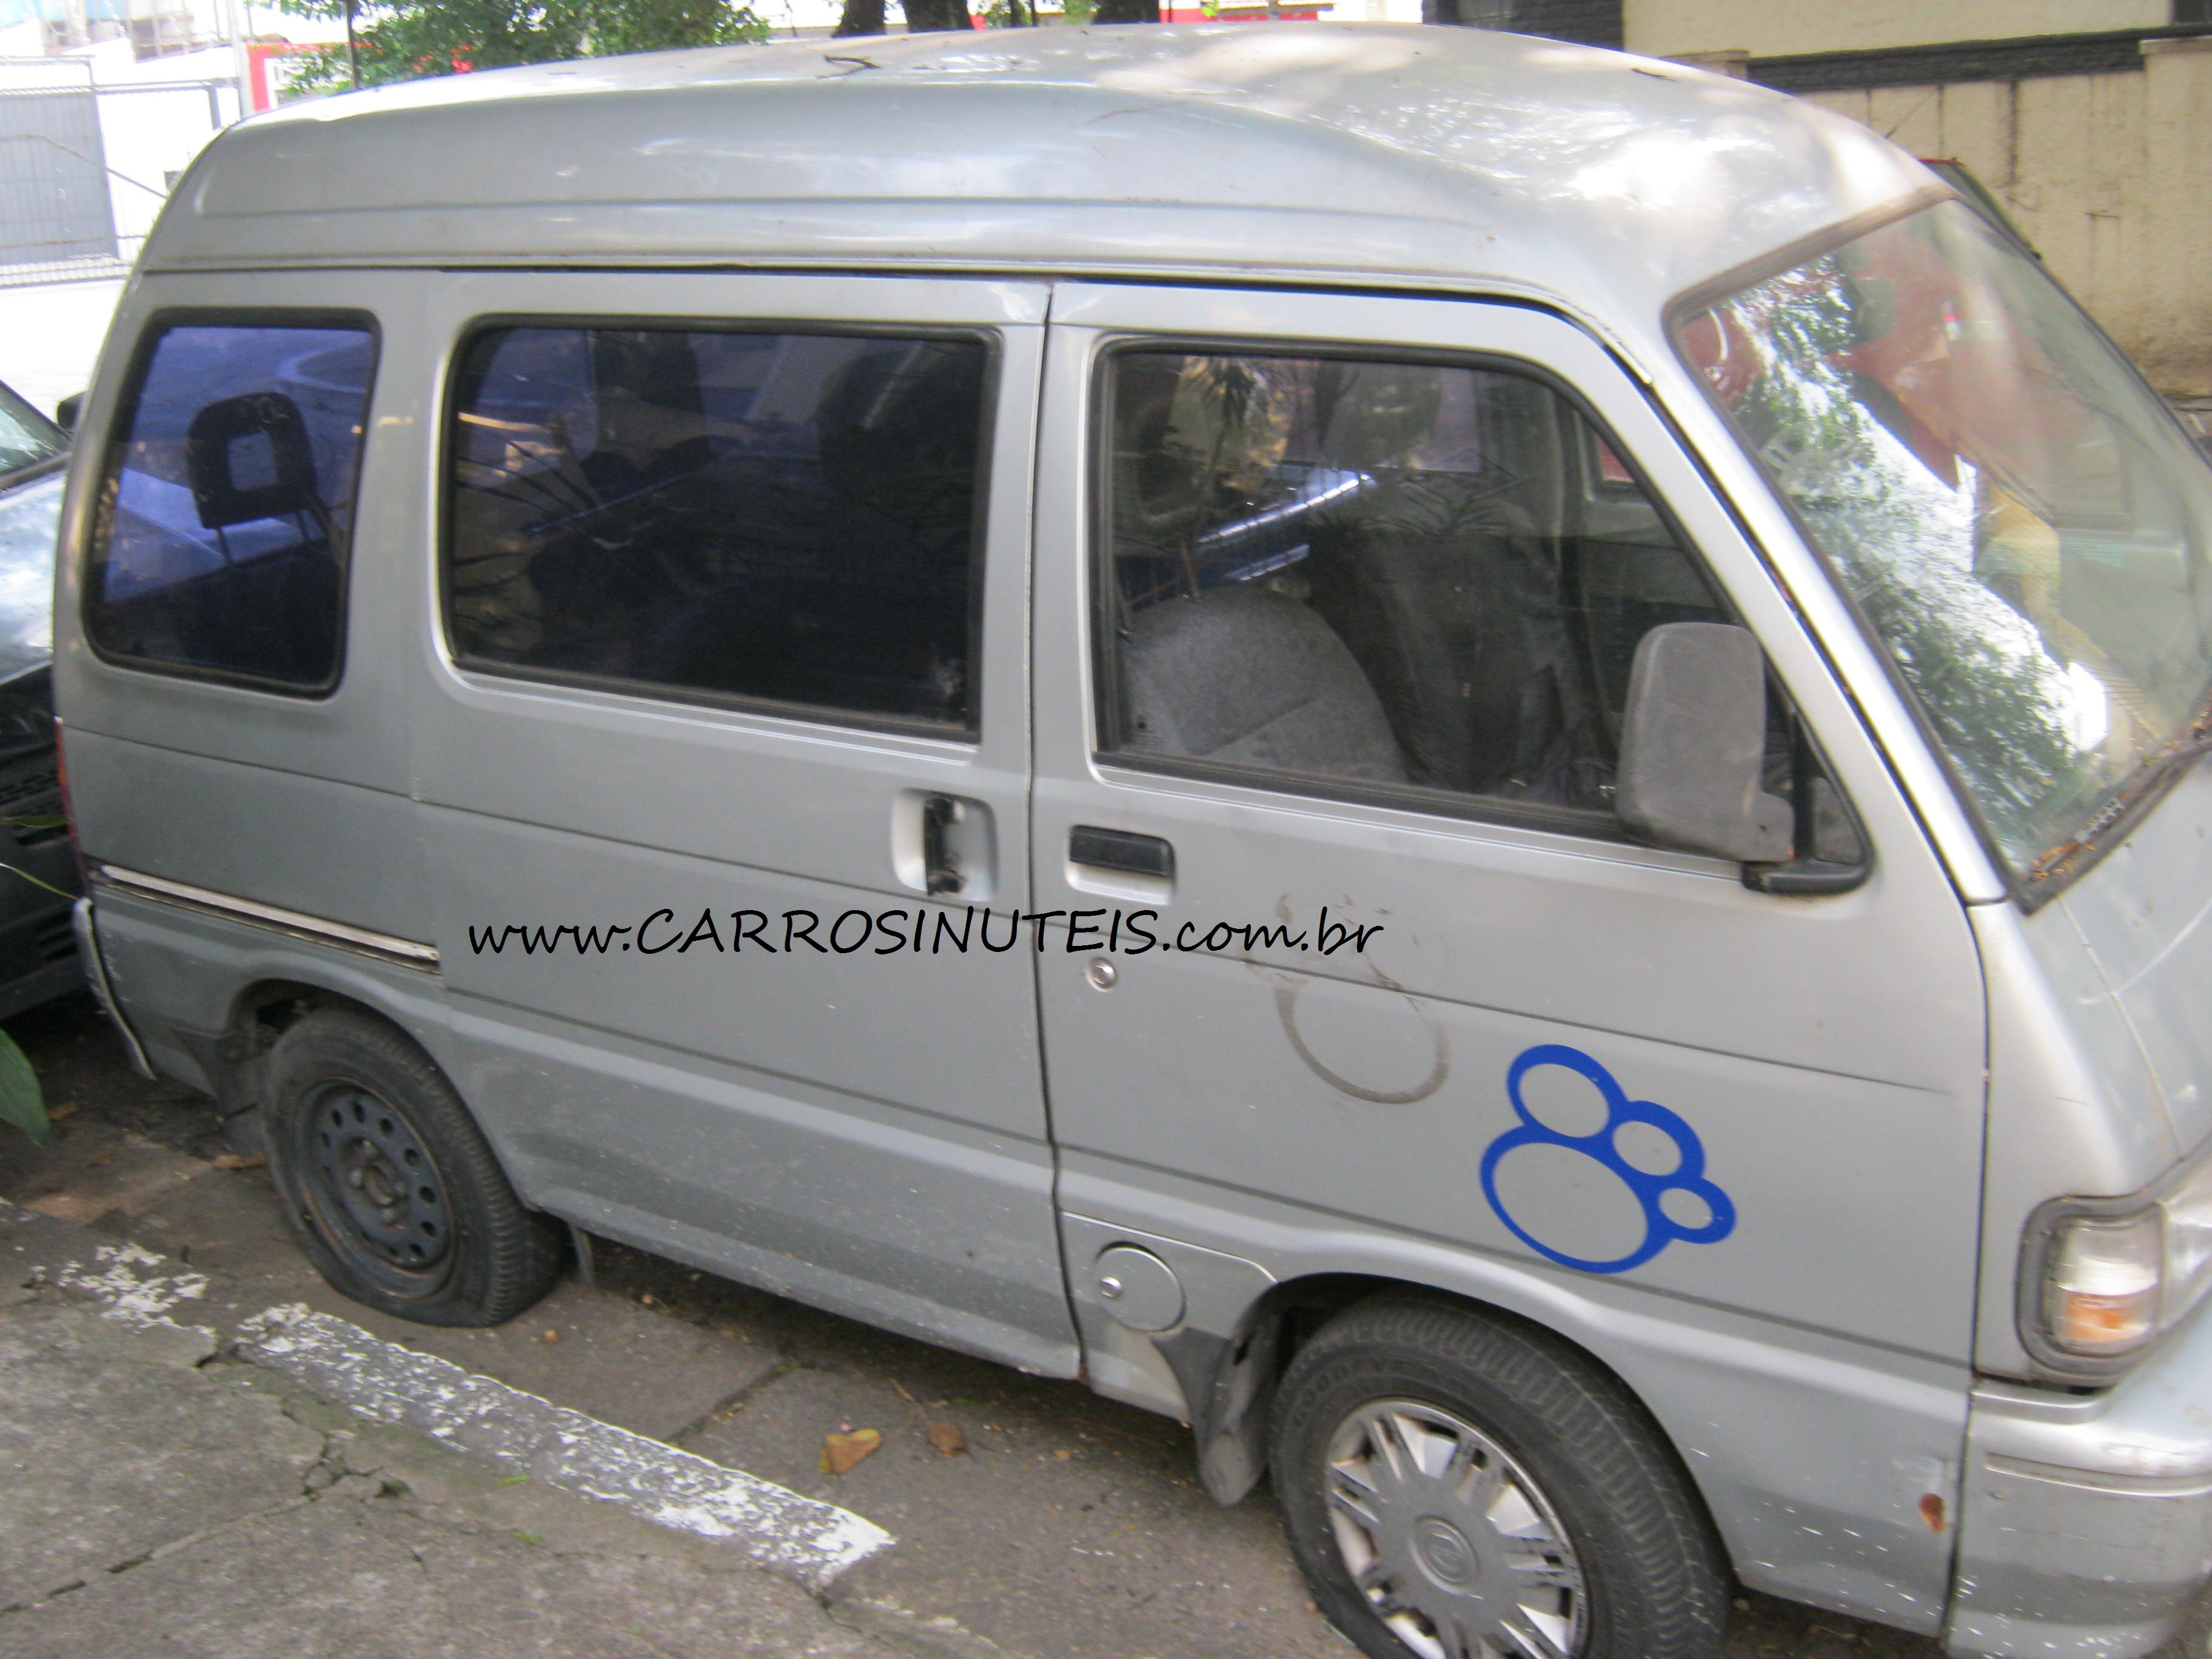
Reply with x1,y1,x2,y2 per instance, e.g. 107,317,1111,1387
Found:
1971,902,2177,1379
87,888,451,1095
406,272,1078,1376
440,992,1073,1372
63,731,427,946
1061,1154,1968,1632
54,270,434,951
1030,287,1987,1633
2060,762,2212,1158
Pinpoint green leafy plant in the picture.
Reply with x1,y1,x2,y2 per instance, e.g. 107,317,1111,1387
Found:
0,1028,44,1144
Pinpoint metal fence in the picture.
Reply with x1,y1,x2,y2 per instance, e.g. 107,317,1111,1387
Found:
0,58,235,286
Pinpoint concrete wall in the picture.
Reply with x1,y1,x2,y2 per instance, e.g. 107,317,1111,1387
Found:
1800,36,2212,397
1624,0,2167,61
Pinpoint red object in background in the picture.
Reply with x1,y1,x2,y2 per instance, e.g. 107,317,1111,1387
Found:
1162,4,1330,17
246,42,318,112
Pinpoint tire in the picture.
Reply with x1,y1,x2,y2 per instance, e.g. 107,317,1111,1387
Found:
264,1008,565,1326
1270,1297,1728,1659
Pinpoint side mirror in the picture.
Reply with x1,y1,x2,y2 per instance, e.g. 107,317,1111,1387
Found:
184,391,322,531
1616,622,1791,863
53,392,82,435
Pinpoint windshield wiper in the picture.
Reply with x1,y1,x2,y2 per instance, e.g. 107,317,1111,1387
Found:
2027,702,2212,886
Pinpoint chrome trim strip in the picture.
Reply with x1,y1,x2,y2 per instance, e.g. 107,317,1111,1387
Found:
93,865,441,973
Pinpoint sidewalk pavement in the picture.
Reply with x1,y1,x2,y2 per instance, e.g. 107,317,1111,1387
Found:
0,1198,931,1659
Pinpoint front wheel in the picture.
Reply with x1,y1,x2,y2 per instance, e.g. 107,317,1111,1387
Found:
1270,1298,1728,1659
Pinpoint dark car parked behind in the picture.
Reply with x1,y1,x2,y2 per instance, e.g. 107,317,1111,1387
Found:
0,381,83,1017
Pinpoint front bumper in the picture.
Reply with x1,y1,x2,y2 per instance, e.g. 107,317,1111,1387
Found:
1946,1301,2212,1657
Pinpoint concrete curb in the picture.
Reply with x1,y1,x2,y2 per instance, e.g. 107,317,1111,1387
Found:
0,1198,893,1598
239,1301,891,1592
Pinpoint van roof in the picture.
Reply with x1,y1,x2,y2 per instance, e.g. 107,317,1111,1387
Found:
151,23,1932,337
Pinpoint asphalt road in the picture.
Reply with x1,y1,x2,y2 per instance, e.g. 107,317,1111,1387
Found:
1,990,2203,1659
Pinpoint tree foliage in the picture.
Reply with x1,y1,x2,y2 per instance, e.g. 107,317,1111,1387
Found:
833,0,973,33
273,0,769,93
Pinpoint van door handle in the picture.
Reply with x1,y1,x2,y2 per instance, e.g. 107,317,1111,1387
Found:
922,794,966,895
897,790,996,900
1069,826,1174,881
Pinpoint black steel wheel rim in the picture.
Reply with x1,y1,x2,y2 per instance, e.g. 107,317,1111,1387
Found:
294,1080,456,1296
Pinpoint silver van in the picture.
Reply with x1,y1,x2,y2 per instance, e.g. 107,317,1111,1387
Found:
52,25,2212,1659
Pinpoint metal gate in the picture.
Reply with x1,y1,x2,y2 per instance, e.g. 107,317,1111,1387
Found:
0,61,119,280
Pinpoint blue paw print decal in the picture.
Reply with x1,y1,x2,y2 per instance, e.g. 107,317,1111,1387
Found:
1480,1044,1735,1275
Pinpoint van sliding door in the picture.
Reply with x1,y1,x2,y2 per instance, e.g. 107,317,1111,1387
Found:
413,272,1074,1375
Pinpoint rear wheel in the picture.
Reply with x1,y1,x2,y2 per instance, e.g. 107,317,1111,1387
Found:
264,1008,563,1326
1270,1297,1728,1659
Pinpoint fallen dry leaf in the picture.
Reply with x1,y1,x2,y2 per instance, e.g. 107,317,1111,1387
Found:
210,1153,267,1171
47,1102,77,1121
1052,1447,1072,1461
925,1419,967,1458
86,1152,114,1168
820,1427,882,1475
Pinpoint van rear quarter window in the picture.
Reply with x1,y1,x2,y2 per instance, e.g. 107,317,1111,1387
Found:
85,320,376,692
444,326,990,731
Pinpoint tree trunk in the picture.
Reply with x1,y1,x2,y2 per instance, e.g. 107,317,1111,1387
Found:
833,0,885,35
1091,0,1159,19
901,0,973,28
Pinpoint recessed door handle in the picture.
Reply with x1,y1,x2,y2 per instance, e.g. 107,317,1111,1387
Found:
922,794,965,895
1069,825,1174,881
897,790,994,900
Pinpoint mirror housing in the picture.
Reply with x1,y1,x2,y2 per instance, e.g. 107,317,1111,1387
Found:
1616,622,1792,863
52,392,82,435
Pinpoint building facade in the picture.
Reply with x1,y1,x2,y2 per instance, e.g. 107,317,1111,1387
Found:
1429,1,2212,395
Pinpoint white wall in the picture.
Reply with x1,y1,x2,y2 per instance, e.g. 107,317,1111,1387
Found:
1803,36,2212,396
1624,0,2167,62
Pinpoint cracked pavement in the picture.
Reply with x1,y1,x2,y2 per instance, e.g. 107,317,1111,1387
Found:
0,1293,890,1659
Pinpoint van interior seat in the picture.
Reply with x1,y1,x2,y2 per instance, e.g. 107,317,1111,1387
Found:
1119,583,1407,783
1302,513,1543,796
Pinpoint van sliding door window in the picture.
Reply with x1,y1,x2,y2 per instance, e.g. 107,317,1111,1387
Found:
1097,349,1862,858
444,326,991,732
85,319,377,692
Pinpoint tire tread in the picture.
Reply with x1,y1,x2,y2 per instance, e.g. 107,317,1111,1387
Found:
1271,1295,1728,1659
265,1008,563,1327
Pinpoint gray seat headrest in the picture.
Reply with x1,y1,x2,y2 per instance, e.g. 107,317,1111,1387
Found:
1121,585,1407,785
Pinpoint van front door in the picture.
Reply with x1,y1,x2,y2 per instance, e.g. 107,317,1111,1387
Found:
1027,285,1987,1620
412,273,1073,1374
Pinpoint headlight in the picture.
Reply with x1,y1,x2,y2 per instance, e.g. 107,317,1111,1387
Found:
2024,1147,2212,1377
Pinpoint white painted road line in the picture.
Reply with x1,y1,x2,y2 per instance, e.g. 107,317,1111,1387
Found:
238,1302,894,1592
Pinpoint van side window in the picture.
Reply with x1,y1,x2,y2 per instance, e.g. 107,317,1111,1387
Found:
1098,349,1862,857
85,320,376,692
445,327,990,731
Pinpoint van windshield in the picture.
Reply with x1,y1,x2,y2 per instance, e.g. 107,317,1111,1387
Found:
1677,199,2212,888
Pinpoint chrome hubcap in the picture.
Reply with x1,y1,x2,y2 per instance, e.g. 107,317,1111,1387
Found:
1323,1399,1586,1659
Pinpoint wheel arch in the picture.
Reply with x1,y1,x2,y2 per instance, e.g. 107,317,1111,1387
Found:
1175,1268,1730,1563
